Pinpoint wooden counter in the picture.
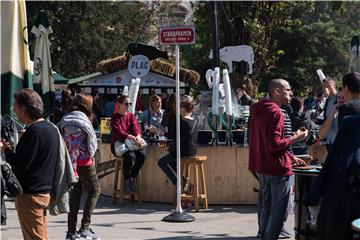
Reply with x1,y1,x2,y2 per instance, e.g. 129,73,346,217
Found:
94,143,327,205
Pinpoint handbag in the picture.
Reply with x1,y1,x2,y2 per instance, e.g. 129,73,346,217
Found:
114,141,128,157
1,161,23,197
125,138,147,151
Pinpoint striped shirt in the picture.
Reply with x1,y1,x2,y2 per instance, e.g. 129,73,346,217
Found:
281,108,293,154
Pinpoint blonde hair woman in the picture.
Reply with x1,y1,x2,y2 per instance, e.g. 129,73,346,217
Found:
140,94,164,134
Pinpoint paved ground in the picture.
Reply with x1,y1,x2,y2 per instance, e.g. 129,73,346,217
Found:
0,195,295,239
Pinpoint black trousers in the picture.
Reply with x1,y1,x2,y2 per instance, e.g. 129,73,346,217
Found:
122,149,146,180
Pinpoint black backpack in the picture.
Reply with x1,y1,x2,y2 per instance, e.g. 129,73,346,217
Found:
1,161,23,197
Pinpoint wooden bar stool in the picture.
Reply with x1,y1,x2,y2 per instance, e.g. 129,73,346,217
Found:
112,156,142,205
181,155,208,211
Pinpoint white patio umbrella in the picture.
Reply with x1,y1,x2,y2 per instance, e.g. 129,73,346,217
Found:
32,10,55,118
1,0,32,116
349,35,360,73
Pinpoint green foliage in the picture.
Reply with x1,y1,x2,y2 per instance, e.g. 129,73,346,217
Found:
182,1,360,96
26,1,155,78
265,1,360,96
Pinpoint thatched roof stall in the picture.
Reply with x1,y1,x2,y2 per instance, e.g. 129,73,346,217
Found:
96,55,200,86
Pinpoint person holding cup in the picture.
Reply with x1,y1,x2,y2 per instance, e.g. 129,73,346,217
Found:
140,94,164,137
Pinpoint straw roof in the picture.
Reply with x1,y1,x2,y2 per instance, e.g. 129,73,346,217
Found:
96,55,200,85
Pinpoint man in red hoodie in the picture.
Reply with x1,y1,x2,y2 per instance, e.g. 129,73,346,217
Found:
249,79,308,240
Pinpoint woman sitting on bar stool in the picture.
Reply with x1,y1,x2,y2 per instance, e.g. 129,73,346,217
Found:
110,95,146,193
158,101,198,194
140,94,164,138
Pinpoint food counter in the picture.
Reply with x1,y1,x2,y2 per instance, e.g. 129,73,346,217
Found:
94,141,327,205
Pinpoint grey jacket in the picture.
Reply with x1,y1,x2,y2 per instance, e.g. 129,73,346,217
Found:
59,111,98,157
48,124,78,216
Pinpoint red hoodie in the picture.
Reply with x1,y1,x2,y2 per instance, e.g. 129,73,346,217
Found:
248,99,293,176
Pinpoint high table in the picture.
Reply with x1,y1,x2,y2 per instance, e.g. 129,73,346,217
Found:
293,167,321,240
95,143,259,204
94,142,327,205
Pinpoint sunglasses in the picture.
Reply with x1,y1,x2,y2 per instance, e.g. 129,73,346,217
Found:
124,102,132,107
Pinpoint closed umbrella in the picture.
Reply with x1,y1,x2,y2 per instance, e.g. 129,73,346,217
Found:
32,10,55,118
349,35,360,73
1,0,32,116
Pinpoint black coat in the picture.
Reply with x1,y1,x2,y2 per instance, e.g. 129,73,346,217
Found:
304,115,360,240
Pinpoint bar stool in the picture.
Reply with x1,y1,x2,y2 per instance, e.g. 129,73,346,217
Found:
112,156,142,205
181,155,208,211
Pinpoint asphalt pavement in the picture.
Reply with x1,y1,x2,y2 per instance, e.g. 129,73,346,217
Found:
0,195,295,239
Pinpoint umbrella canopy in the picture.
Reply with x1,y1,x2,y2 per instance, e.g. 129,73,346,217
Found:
31,10,55,118
349,35,360,73
1,0,33,116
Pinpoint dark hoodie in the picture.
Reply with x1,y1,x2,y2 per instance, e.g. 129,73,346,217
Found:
248,99,293,176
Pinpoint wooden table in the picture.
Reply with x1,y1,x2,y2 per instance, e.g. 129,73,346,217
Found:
95,143,259,204
94,142,327,205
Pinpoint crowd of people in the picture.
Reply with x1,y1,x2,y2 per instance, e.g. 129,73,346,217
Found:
0,86,200,240
248,72,360,240
0,71,359,240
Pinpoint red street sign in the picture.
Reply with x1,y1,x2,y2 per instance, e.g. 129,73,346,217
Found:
159,26,196,45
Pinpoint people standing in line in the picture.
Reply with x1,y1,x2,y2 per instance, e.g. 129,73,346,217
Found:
338,72,360,127
320,77,338,151
1,89,60,240
59,93,101,240
318,88,344,146
248,79,308,240
140,94,164,137
158,101,198,194
110,95,146,193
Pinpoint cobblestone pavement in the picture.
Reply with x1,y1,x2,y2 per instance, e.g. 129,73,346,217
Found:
0,195,294,239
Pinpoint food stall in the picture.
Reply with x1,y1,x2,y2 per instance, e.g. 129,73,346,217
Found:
90,53,327,205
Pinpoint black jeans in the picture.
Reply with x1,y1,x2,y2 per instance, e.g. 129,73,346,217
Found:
68,164,100,233
122,149,146,180
158,153,177,185
158,153,186,187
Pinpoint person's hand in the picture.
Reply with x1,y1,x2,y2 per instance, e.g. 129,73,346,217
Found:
147,125,157,134
134,135,142,147
0,139,12,149
291,128,308,143
292,156,307,166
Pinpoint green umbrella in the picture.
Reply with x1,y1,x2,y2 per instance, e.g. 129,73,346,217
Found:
31,10,55,118
1,0,33,116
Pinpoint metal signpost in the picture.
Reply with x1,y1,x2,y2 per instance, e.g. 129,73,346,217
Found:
159,26,196,222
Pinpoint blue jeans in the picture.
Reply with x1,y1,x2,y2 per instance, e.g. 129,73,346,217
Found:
258,174,292,240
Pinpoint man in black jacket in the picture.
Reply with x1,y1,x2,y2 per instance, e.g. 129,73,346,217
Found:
338,72,360,127
1,89,59,240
